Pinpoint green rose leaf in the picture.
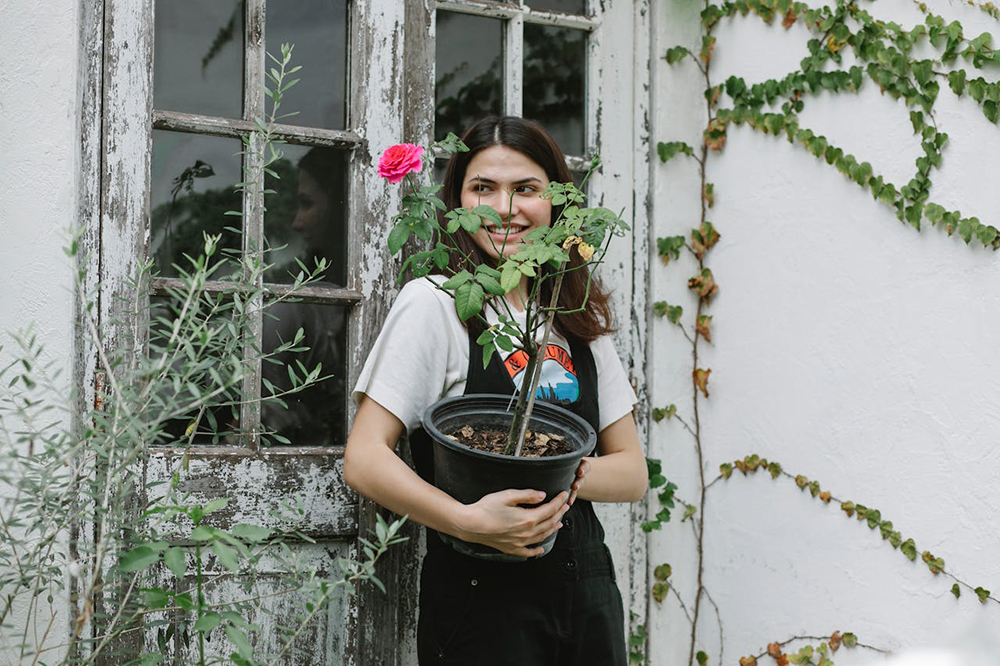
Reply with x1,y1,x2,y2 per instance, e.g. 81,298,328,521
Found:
212,541,241,573
163,546,186,578
473,205,502,228
454,281,485,322
194,612,221,633
387,223,411,255
225,624,254,661
441,270,473,290
119,545,160,573
230,524,272,542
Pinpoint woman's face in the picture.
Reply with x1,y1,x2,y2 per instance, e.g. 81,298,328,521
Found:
292,169,330,254
459,145,552,260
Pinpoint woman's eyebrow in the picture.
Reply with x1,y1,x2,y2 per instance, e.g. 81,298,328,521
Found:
467,176,544,185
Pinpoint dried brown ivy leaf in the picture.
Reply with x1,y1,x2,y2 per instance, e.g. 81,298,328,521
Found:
767,642,782,658
739,657,757,666
697,315,713,343
693,368,712,398
829,631,842,652
782,8,797,27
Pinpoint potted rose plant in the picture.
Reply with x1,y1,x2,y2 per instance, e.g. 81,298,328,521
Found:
377,135,628,559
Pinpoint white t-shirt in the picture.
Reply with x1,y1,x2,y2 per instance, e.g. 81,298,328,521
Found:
352,276,638,435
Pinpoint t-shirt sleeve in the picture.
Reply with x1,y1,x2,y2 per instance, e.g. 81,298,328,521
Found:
352,279,464,434
591,335,638,432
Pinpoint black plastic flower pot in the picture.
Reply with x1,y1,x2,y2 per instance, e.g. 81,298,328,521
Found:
421,393,597,562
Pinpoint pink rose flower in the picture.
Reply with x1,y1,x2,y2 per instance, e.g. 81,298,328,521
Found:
377,143,424,183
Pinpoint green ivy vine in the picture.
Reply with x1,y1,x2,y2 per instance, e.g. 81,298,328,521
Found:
641,0,999,664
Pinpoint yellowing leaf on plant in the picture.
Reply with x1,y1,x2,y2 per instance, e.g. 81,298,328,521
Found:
693,368,711,398
819,490,832,504
782,7,797,27
696,315,713,343
767,643,782,658
739,656,757,666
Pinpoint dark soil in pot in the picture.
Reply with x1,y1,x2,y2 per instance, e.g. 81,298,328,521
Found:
421,393,597,562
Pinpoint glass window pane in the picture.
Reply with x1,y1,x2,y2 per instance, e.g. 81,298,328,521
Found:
524,24,587,156
150,130,243,278
264,146,349,286
261,302,349,447
529,0,587,14
149,295,244,447
266,0,348,130
154,0,244,118
435,11,503,141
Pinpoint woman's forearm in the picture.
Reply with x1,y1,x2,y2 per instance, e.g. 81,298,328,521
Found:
576,449,648,503
344,436,474,539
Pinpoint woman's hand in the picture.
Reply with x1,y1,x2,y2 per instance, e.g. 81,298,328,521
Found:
458,489,570,558
568,458,591,507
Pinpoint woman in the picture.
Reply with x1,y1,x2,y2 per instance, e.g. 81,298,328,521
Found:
344,116,647,665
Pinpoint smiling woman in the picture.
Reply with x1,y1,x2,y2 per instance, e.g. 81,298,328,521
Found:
344,116,646,665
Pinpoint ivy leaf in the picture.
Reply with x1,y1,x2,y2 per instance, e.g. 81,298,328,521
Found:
829,632,842,652
696,315,713,342
700,35,716,63
703,183,715,208
665,46,690,65
681,504,697,522
657,141,694,163
697,650,710,665
819,490,832,504
454,281,485,322
720,463,733,479
984,100,999,124
652,301,684,324
948,69,966,96
767,462,782,479
738,656,755,666
692,368,711,398
687,269,719,301
951,583,961,599
975,586,990,603
654,563,672,581
651,404,677,422
657,236,686,266
842,633,857,648
703,118,727,151
651,581,670,603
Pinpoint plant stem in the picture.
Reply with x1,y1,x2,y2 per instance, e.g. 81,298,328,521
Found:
504,265,567,457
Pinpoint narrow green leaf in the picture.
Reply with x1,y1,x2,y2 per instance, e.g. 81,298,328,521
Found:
163,547,186,578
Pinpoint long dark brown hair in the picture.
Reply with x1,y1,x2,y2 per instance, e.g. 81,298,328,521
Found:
440,116,615,343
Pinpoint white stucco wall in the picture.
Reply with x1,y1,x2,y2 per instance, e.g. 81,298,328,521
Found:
0,0,83,660
648,0,1000,663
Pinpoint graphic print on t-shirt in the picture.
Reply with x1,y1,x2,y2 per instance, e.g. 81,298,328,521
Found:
502,343,579,404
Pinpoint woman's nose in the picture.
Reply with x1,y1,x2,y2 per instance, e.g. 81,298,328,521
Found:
494,189,520,219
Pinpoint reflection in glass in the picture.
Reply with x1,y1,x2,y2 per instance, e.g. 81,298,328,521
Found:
150,131,243,278
149,296,243,447
529,0,587,14
524,24,587,156
261,302,348,447
266,0,348,130
264,146,348,285
435,11,503,141
154,0,244,118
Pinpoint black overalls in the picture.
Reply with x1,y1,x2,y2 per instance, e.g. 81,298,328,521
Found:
409,331,627,666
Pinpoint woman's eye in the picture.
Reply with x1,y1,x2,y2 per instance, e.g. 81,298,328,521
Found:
516,185,536,194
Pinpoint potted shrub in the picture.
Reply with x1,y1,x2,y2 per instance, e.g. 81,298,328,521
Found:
377,136,628,560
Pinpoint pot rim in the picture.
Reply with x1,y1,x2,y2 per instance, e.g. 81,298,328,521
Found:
421,393,597,464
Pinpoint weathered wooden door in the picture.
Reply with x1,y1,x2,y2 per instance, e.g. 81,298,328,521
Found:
94,0,412,662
